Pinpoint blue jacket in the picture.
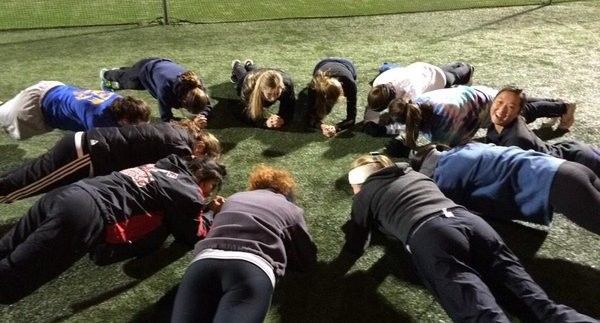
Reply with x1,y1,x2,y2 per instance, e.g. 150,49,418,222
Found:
41,85,121,131
433,143,564,224
139,58,210,121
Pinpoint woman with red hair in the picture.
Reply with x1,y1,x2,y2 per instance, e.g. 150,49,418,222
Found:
171,164,317,323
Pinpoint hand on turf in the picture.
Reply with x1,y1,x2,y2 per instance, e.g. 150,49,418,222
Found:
209,195,226,213
194,115,208,128
321,124,337,137
266,115,284,128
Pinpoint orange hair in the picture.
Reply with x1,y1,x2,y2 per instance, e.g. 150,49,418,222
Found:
248,164,296,198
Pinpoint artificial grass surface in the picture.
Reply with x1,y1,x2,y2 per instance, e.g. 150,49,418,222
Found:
0,1,599,322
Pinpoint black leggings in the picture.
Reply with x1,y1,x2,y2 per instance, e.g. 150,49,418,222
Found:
172,258,274,323
408,208,594,323
232,61,257,95
549,161,600,234
439,62,474,87
521,97,567,123
103,57,159,89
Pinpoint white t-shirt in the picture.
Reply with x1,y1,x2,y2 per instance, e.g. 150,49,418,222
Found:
372,62,447,100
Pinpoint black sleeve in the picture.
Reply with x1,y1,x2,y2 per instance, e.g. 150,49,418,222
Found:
277,76,296,124
305,87,321,128
335,77,357,132
341,197,372,256
284,212,317,272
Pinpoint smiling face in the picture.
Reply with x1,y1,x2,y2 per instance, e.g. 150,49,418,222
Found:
490,90,522,127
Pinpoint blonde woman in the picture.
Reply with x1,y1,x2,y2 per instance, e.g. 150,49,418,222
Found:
172,164,316,323
100,58,211,122
341,153,594,322
306,58,357,137
231,59,296,129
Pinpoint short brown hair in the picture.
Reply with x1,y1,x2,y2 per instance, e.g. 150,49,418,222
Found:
248,164,296,198
367,85,393,112
108,96,151,124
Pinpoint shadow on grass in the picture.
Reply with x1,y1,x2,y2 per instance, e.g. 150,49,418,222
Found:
34,241,189,323
533,126,570,141
206,84,318,158
122,241,190,280
0,222,16,237
0,144,27,172
433,4,548,43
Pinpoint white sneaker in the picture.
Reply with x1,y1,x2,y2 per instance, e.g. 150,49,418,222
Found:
540,117,558,128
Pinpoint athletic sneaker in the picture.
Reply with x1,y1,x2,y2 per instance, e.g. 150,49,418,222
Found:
230,60,242,83
540,117,559,128
243,59,254,71
99,68,121,91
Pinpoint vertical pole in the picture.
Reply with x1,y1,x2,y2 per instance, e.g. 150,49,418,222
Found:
162,0,170,25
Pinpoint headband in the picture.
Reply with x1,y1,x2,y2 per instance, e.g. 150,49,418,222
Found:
348,163,381,185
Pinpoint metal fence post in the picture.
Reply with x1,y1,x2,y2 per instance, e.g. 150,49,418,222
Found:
162,0,170,25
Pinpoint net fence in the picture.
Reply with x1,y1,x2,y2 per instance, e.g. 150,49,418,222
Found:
0,0,564,30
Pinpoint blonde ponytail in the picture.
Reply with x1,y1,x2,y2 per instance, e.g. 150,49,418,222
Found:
245,70,284,121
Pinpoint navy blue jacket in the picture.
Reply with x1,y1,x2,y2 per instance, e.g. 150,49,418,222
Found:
139,59,211,121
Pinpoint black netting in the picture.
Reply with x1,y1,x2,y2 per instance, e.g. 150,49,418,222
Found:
0,0,563,30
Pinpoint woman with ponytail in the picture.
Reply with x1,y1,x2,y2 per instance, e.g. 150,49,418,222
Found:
387,85,495,148
100,58,211,122
306,58,357,137
231,59,295,129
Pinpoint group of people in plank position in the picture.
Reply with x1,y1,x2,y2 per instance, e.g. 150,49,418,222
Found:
0,56,598,322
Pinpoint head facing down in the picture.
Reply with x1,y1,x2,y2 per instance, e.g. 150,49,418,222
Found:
186,157,227,197
348,153,395,194
367,84,395,112
387,98,423,148
247,70,285,121
310,71,343,120
490,86,526,127
248,164,296,201
175,118,222,159
109,96,151,126
179,71,210,115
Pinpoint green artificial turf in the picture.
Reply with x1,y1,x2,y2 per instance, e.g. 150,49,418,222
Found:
1,1,599,322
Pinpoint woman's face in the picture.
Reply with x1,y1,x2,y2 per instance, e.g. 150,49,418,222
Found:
351,184,362,194
263,87,283,102
490,91,522,127
199,179,218,197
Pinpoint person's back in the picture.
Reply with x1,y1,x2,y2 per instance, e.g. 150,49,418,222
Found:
433,143,563,223
76,154,208,246
41,85,120,130
194,189,316,277
372,62,446,100
418,85,493,146
351,163,458,246
139,59,187,110
87,122,194,175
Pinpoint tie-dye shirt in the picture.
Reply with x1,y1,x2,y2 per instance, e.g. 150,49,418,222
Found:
417,85,494,146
